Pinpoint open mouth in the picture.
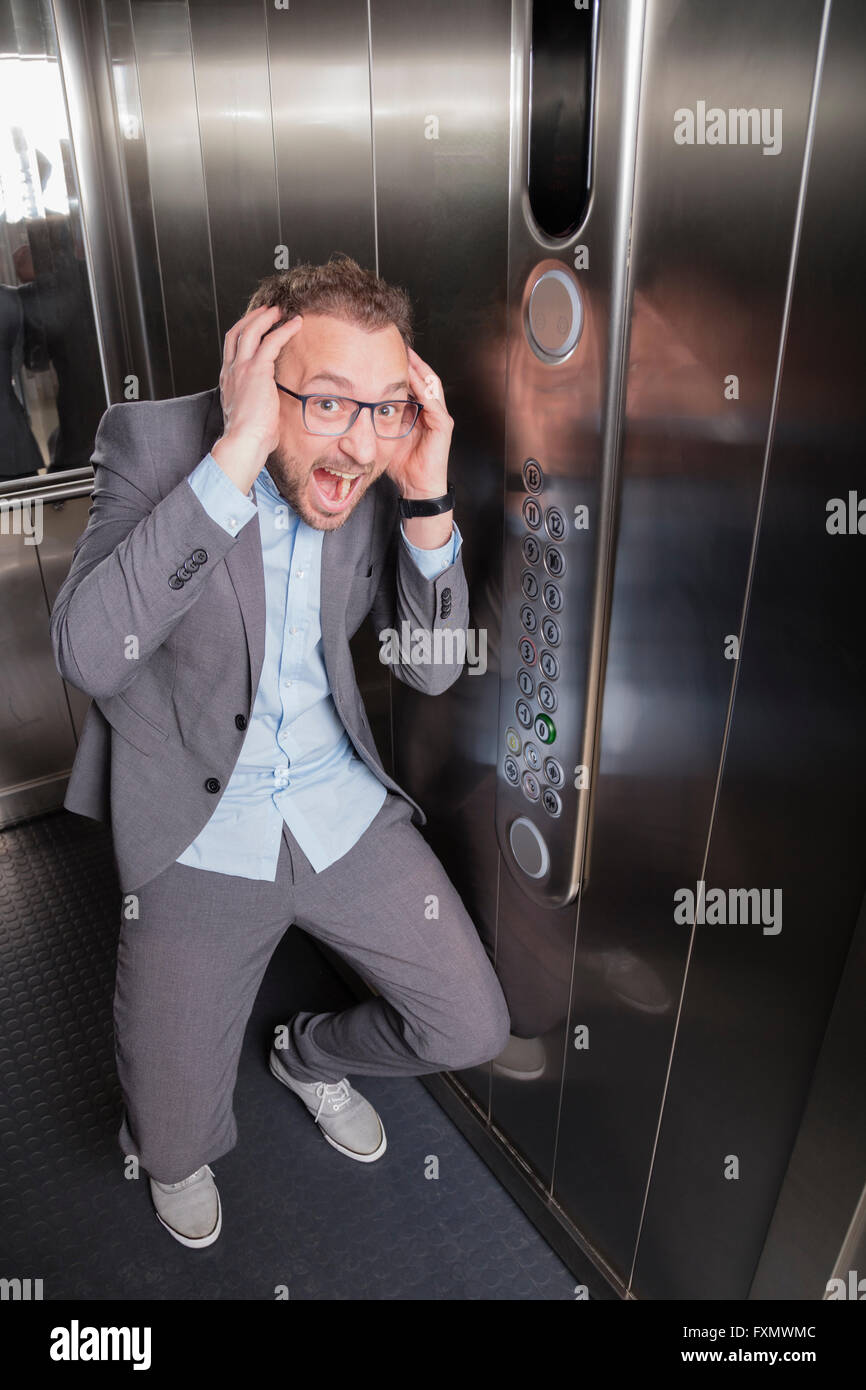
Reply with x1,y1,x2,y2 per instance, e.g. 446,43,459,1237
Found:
311,465,364,512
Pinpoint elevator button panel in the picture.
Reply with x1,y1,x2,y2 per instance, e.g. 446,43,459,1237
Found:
497,451,596,907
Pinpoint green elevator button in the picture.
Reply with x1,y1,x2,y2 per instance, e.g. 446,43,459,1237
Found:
534,712,556,744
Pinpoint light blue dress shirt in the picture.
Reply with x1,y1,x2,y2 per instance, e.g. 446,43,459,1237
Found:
175,453,463,880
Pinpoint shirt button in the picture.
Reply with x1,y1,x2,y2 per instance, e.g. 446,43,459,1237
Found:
295,569,304,577
289,625,297,634
227,517,238,530
283,679,292,687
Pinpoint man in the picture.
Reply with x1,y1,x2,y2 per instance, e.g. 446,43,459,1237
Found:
50,256,511,1249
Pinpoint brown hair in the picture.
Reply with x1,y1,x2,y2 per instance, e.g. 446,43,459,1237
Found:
244,253,414,348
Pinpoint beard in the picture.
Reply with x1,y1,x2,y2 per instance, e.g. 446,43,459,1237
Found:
265,442,372,531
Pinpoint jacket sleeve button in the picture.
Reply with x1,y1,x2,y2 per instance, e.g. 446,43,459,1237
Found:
168,575,184,589
192,549,208,565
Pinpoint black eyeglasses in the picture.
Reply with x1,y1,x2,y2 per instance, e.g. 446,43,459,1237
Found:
276,384,423,439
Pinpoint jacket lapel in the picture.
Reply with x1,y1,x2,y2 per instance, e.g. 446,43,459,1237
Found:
200,389,266,699
319,522,360,699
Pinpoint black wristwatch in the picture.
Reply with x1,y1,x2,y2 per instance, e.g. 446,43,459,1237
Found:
398,485,455,519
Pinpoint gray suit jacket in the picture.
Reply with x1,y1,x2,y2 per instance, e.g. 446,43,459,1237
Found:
50,387,468,893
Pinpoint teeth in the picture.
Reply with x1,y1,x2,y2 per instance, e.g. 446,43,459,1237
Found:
317,465,358,503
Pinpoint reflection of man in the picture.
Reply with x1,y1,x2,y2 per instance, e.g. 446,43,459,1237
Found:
50,256,510,1249
0,277,43,478
17,214,105,472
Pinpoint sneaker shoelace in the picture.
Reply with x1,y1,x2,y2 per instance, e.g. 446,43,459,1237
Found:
313,1081,351,1122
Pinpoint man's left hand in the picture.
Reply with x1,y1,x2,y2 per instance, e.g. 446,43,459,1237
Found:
386,347,453,500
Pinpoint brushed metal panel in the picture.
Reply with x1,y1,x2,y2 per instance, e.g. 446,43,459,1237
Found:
102,0,173,400
266,0,374,267
751,894,866,1300
187,0,280,335
368,0,511,1125
634,0,866,1299
130,0,221,396
551,0,825,1286
490,0,646,1191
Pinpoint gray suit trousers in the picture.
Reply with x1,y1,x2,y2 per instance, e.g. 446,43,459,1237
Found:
114,791,511,1183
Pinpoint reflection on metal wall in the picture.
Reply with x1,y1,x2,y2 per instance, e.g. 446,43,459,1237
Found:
0,0,104,825
7,0,863,1297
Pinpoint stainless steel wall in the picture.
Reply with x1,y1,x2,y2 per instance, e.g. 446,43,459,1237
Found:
5,0,861,1298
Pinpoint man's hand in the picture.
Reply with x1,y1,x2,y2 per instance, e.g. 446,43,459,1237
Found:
388,347,455,549
211,306,303,494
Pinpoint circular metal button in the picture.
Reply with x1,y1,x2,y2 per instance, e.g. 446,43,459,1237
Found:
544,507,568,543
542,787,563,818
524,741,541,772
522,497,542,531
540,649,559,680
518,637,537,666
541,616,561,647
520,605,538,634
534,712,556,744
521,570,539,600
543,757,564,788
505,727,522,755
522,535,540,566
544,546,565,578
517,667,535,697
542,582,562,613
515,699,533,728
526,269,584,362
504,756,520,785
537,682,557,713
522,771,540,802
508,816,550,879
522,459,544,494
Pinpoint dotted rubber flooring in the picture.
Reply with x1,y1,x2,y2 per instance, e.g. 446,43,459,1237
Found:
0,810,577,1300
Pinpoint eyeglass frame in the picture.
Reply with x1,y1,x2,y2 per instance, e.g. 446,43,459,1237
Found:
275,383,424,438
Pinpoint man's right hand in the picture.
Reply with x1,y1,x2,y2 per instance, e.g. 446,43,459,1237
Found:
211,305,303,494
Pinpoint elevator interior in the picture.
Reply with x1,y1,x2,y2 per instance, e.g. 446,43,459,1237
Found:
1,0,864,1300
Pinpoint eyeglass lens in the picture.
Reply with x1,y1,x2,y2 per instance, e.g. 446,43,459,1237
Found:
304,396,420,437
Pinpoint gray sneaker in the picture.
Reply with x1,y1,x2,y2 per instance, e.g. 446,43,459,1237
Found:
149,1164,222,1248
269,1046,387,1162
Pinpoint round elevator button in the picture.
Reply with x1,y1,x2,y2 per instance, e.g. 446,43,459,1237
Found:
522,535,540,565
508,816,550,879
522,459,543,494
526,269,583,361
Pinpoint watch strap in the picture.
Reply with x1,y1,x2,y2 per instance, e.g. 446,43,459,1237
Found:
398,485,455,518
